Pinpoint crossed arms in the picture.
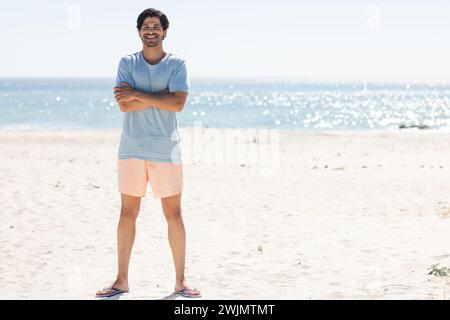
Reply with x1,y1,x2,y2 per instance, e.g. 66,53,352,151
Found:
114,82,188,113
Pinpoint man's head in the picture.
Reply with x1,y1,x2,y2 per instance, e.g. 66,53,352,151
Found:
137,8,169,48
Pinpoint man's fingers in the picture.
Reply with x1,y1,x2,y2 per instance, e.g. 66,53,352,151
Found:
113,82,132,92
114,87,131,92
115,93,134,102
116,96,130,102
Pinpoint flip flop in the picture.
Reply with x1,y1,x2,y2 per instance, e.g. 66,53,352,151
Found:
174,287,202,298
95,287,128,298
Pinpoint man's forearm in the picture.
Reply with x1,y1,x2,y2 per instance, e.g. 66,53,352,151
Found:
135,91,185,112
119,100,153,112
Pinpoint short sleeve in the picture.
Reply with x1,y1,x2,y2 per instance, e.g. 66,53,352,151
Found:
168,60,190,93
115,57,135,87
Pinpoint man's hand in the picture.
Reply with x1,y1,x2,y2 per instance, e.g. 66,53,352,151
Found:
114,82,141,103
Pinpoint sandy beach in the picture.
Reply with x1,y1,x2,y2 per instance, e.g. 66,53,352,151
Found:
1,127,450,299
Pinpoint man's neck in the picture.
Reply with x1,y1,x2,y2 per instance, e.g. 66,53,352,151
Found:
142,46,166,65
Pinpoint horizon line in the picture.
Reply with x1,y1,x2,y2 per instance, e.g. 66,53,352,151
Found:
1,76,450,83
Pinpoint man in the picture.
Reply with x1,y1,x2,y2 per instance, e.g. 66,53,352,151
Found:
96,8,201,299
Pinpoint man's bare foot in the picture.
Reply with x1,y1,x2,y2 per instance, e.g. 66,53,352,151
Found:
96,277,129,297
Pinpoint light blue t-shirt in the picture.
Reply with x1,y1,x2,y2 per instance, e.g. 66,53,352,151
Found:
115,50,190,163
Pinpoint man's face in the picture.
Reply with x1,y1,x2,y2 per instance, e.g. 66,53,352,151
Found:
138,16,166,47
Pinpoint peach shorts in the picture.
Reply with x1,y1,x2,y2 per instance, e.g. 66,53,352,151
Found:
117,158,183,198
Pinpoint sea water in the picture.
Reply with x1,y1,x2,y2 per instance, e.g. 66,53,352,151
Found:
1,78,449,131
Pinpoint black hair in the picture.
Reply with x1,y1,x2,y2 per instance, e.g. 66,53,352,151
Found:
136,8,169,31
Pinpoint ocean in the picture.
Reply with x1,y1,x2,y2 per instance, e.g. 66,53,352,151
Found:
1,78,449,131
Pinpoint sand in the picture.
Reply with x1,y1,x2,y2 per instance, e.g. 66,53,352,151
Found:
1,127,450,299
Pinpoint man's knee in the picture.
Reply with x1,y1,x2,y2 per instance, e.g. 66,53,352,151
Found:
164,206,182,222
120,206,140,221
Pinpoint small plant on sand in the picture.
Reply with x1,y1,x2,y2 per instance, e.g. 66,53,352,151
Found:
428,264,450,299
428,264,450,277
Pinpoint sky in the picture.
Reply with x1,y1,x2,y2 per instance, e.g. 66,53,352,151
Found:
1,0,450,79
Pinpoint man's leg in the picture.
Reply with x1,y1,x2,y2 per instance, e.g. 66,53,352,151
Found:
96,193,141,295
161,193,200,296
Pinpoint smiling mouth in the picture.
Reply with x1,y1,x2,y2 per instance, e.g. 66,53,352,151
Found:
145,35,158,40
